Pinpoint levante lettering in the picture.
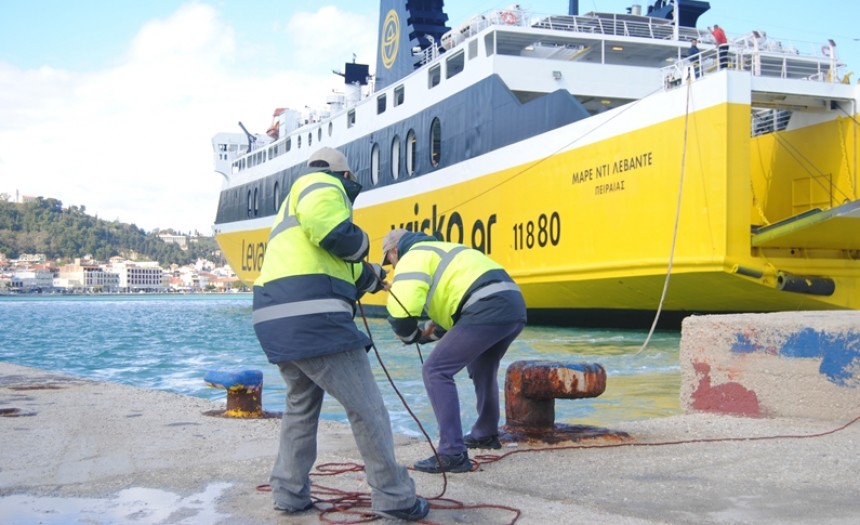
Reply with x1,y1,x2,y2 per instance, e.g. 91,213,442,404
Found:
571,151,653,185
613,152,653,173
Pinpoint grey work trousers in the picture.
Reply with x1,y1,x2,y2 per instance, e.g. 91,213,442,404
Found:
271,347,416,511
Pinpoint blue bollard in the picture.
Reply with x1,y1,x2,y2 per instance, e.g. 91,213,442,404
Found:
204,369,264,418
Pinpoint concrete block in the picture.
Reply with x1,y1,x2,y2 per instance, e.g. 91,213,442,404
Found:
680,311,860,419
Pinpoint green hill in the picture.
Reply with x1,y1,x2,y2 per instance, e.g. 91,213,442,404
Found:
0,195,224,266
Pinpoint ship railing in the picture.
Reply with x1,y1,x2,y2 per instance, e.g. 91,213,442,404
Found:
661,41,845,90
530,13,700,41
425,10,701,66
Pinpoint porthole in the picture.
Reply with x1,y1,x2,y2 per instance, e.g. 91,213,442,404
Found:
391,135,401,180
430,118,441,167
328,122,333,136
318,127,322,141
273,181,281,213
370,143,380,186
406,129,416,176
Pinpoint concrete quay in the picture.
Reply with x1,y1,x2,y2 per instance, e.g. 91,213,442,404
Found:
681,311,860,419
2,312,860,524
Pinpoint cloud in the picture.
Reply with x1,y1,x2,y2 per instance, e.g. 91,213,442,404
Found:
284,6,378,71
0,3,376,234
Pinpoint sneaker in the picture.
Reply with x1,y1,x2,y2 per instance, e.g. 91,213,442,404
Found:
375,496,430,521
274,501,314,514
413,452,472,474
463,433,501,450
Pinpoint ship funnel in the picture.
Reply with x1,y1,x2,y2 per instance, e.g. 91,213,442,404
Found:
375,0,450,91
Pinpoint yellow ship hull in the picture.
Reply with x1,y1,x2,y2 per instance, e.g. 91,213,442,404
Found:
216,73,859,327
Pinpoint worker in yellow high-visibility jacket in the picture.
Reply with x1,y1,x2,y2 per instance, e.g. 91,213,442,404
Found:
382,228,526,474
253,148,427,521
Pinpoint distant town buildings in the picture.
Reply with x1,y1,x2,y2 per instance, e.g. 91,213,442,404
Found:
0,255,243,294
158,233,189,250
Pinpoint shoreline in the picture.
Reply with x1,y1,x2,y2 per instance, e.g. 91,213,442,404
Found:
2,361,859,524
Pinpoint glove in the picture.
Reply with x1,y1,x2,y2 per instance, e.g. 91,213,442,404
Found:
363,262,388,293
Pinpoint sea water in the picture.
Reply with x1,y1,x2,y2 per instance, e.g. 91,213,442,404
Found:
0,294,681,436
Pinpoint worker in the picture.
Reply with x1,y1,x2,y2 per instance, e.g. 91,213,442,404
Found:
252,148,428,521
381,228,527,474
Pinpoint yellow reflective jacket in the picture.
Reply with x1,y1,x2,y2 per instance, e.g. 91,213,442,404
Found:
386,240,505,330
252,170,375,363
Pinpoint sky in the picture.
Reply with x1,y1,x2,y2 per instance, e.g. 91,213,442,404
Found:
1,1,857,234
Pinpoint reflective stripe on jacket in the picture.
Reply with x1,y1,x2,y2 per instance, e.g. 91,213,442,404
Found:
252,170,371,363
386,241,507,330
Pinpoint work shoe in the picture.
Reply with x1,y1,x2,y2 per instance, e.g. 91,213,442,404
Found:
375,496,430,521
274,501,314,514
413,452,472,474
463,433,501,450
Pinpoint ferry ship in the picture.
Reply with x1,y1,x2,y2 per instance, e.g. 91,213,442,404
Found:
211,0,860,328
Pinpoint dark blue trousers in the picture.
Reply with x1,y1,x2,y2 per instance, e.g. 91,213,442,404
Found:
422,320,525,455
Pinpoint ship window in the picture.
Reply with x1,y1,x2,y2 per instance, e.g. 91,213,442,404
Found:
298,135,302,148
273,182,280,213
428,64,441,88
430,118,441,167
484,33,495,56
377,94,387,114
469,39,478,59
446,50,465,78
328,122,333,136
370,143,380,186
318,127,322,141
247,190,253,217
348,109,356,128
394,85,405,106
308,132,312,147
286,137,291,152
391,135,401,180
253,188,259,217
406,129,416,176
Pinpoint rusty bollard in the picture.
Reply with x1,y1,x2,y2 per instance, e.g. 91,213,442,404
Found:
204,369,265,418
502,360,621,443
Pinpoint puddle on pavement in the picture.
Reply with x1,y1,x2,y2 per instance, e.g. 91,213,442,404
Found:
0,482,232,524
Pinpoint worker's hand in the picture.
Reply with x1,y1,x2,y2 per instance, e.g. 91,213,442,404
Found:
364,262,387,293
417,321,441,344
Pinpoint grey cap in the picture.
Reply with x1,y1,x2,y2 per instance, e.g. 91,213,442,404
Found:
381,228,408,265
308,147,354,179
